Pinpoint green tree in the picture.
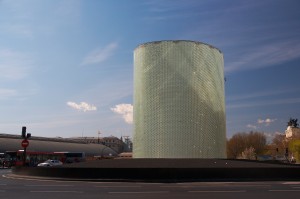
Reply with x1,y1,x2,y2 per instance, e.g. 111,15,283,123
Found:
289,139,300,163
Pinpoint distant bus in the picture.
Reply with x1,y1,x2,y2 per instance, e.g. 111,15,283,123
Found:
0,153,4,158
0,153,5,167
3,151,18,167
22,150,66,166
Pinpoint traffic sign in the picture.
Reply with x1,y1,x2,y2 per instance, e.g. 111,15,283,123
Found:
21,139,29,148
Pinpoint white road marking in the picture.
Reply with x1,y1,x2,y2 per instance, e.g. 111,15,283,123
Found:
88,181,122,184
282,182,300,185
109,191,169,194
3,174,82,183
177,182,235,185
135,183,163,185
189,190,247,193
162,184,270,188
161,185,203,188
25,185,74,187
30,191,83,193
269,190,300,192
95,185,142,188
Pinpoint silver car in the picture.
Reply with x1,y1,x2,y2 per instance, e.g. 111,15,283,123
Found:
37,159,63,167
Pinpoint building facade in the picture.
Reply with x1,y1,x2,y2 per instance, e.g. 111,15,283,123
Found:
69,136,131,154
0,134,118,158
133,40,226,158
286,126,300,138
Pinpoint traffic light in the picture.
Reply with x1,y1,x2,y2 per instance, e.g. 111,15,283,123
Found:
22,126,26,138
26,133,31,139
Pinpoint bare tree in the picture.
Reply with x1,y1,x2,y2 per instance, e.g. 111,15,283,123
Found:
269,133,291,156
227,133,247,159
227,131,267,159
247,131,266,155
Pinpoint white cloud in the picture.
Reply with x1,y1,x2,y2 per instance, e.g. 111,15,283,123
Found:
227,88,300,102
227,97,300,109
246,118,277,130
225,40,300,73
257,119,264,124
67,101,97,112
257,118,277,126
263,131,284,143
246,124,257,129
111,104,133,124
264,131,282,138
81,42,118,66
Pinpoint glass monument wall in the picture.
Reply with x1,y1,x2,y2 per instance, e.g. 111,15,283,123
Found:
133,40,226,158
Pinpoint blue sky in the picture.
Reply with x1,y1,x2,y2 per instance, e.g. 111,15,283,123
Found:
1,0,300,140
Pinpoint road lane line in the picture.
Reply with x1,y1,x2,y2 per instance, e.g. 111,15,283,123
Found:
95,185,142,188
189,190,246,193
109,191,169,194
25,185,74,187
177,182,235,185
161,185,270,188
136,183,163,185
228,185,271,187
88,182,122,184
283,182,300,185
269,190,300,192
161,185,203,188
30,191,83,193
3,174,82,183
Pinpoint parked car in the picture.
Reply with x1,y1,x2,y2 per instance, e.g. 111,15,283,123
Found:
37,159,63,167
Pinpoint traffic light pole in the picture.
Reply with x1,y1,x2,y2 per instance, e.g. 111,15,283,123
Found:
21,126,31,166
23,145,27,166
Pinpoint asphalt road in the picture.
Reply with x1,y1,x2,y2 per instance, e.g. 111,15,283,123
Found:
1,169,300,199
